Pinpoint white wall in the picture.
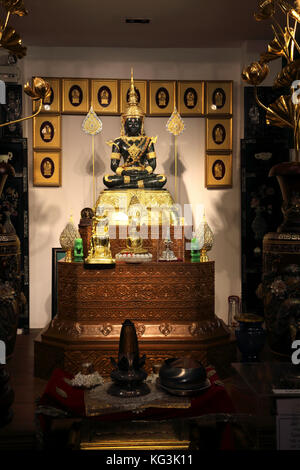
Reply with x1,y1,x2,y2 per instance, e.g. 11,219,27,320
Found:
22,44,269,328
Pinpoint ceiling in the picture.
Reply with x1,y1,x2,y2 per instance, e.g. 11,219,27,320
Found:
8,0,272,49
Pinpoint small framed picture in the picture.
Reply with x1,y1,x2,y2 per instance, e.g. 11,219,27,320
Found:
62,78,89,114
177,81,204,116
149,81,176,116
206,117,232,152
206,81,233,115
33,150,61,187
120,79,147,115
33,77,61,113
205,153,232,188
91,79,119,114
33,114,61,149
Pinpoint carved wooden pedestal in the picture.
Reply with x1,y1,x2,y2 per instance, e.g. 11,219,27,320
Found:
34,261,235,379
262,232,300,356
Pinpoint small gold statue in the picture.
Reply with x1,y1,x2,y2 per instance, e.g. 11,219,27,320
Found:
85,206,115,265
116,199,152,262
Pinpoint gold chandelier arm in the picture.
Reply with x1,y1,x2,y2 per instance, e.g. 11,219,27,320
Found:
294,104,300,156
254,86,294,128
271,21,290,62
2,11,11,32
0,98,43,128
286,14,300,60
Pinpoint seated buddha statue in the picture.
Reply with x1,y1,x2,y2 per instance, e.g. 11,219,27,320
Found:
103,72,167,190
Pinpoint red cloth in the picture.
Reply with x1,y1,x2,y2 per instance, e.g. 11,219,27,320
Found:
37,366,235,449
38,368,85,416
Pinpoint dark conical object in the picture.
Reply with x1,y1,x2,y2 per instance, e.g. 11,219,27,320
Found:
108,319,150,397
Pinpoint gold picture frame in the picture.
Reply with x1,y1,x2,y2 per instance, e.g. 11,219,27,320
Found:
205,153,232,188
149,81,176,116
62,78,89,114
206,117,232,152
33,114,61,149
177,81,204,116
91,79,119,114
205,81,233,115
33,150,61,187
120,79,147,115
33,77,61,114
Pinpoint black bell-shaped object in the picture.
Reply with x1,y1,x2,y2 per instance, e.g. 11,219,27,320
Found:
107,319,150,397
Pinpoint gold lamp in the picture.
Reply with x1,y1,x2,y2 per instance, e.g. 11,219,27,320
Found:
0,1,51,127
242,0,300,234
241,0,300,160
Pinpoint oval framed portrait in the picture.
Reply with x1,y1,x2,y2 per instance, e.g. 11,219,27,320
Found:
68,85,83,107
40,121,54,142
212,88,226,109
205,153,232,188
155,87,169,109
40,157,55,179
126,86,141,103
98,86,112,108
212,159,226,180
212,124,226,145
184,87,197,109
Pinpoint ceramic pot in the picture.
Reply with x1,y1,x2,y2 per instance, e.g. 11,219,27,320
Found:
235,314,266,362
269,161,300,234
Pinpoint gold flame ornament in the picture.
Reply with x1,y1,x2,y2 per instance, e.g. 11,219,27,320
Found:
82,106,103,210
166,107,185,202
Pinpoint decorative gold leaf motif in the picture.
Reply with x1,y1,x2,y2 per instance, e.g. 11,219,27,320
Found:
273,59,300,87
82,106,103,136
254,0,275,21
260,30,290,63
241,61,269,86
166,107,185,136
0,26,26,57
266,95,296,127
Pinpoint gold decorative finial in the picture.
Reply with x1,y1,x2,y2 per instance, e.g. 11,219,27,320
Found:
131,67,134,87
122,68,144,121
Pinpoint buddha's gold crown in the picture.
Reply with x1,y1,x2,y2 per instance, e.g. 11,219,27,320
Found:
122,69,145,120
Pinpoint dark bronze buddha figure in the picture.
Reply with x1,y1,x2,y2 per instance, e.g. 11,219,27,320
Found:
103,71,167,190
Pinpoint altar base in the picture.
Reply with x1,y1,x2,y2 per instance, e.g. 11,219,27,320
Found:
34,260,235,379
